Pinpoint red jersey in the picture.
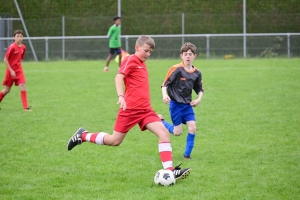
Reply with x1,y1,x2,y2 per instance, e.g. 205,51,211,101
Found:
118,54,152,110
5,42,26,73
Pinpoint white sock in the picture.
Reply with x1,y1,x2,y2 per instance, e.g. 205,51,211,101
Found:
95,132,107,145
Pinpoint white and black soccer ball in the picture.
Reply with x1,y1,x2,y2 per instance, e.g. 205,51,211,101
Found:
154,169,176,186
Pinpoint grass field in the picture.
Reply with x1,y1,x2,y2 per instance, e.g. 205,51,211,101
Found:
0,58,299,200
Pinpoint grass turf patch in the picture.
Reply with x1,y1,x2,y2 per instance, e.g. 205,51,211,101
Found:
0,58,299,199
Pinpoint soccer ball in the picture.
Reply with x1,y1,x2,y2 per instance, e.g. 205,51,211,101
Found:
154,169,176,186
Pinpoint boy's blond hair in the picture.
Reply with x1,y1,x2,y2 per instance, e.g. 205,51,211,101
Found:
136,35,155,49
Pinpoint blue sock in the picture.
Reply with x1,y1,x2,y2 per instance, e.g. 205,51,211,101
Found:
184,133,195,157
161,120,174,134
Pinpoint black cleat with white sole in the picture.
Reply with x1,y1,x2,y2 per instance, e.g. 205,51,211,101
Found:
67,128,87,151
172,163,191,180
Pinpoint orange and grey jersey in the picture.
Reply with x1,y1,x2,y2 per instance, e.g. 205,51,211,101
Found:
162,62,204,104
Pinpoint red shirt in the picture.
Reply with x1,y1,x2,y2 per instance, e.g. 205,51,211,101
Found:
5,42,26,73
118,54,152,110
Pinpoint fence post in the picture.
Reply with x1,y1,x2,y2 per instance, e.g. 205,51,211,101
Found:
62,16,65,60
125,35,129,53
45,37,48,61
287,33,290,59
206,35,210,60
243,0,247,58
0,17,4,59
14,0,38,61
182,12,184,45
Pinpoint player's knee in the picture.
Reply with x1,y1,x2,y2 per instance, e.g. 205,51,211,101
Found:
173,126,183,136
188,125,196,134
3,88,10,94
110,140,122,146
173,129,183,136
19,84,26,91
159,134,170,143
157,128,170,140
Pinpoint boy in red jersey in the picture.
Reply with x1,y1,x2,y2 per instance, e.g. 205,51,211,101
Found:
159,42,204,159
0,30,32,111
67,35,191,181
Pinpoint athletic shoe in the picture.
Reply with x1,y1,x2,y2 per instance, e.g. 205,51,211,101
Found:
24,106,33,111
67,127,87,151
184,155,192,160
103,67,108,72
172,163,191,180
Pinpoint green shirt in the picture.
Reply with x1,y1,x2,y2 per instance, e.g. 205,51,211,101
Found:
107,24,121,48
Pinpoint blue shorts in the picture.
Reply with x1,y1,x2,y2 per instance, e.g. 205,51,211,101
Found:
169,100,195,126
109,48,122,55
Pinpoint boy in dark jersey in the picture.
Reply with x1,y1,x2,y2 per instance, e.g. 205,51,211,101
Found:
0,30,32,111
104,16,122,72
159,42,204,159
68,35,191,181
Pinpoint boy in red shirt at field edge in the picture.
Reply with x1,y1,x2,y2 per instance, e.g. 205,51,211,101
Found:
67,35,191,181
0,30,32,111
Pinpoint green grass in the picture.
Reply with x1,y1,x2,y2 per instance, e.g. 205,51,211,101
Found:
0,58,299,200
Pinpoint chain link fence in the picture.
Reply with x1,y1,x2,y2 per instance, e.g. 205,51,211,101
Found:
3,13,300,36
1,33,299,61
1,8,300,61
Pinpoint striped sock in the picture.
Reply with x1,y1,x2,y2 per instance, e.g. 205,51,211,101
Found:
158,142,173,170
82,132,107,145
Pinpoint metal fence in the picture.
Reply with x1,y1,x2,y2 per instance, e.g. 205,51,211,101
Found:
0,33,300,61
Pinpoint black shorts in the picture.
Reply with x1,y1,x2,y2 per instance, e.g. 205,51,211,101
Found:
110,48,122,55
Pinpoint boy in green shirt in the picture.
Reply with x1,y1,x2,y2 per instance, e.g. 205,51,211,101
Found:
104,16,122,72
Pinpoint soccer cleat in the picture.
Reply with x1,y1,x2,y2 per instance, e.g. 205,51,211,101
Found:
172,163,191,180
24,106,33,111
184,155,192,160
103,67,108,72
67,127,87,151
